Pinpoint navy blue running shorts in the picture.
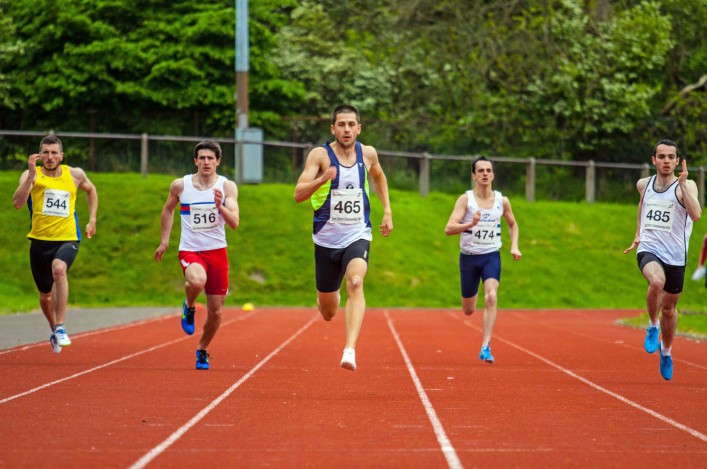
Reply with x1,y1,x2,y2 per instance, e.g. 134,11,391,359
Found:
459,251,501,298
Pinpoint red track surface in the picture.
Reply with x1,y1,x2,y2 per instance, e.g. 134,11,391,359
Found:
1,308,705,468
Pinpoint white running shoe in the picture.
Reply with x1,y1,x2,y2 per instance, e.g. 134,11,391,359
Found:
49,334,62,354
54,328,71,347
691,266,706,281
340,348,356,371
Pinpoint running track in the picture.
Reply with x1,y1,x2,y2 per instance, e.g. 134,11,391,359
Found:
1,307,705,468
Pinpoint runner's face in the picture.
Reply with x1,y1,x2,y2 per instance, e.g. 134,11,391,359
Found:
194,150,220,175
40,144,63,171
331,112,360,148
652,144,678,176
473,161,495,186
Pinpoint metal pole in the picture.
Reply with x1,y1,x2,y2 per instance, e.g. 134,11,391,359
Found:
236,0,249,129
140,133,148,179
525,157,536,202
235,0,249,183
585,160,595,203
419,153,430,197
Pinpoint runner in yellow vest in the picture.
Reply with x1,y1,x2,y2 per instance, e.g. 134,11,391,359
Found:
12,135,98,353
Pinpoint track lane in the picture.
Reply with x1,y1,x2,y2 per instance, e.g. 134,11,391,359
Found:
0,308,316,468
1,308,704,468
142,308,453,468
387,309,707,467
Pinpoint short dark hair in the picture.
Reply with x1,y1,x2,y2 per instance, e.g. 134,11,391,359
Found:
472,156,494,174
193,140,222,160
40,135,63,152
330,105,360,125
652,139,678,157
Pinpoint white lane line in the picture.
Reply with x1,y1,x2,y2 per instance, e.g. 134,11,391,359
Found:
0,313,256,404
129,314,319,469
507,312,707,371
456,316,707,443
384,310,463,469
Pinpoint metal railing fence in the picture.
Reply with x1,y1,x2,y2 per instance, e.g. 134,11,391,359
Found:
1,129,704,206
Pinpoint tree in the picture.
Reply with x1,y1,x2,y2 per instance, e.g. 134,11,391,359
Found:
1,0,303,137
0,0,23,112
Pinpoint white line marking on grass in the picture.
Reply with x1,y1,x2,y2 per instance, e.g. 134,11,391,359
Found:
129,314,319,469
507,312,707,371
384,310,463,469
456,317,707,443
0,313,256,404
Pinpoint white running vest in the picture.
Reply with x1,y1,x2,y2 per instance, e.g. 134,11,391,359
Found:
637,175,693,266
178,175,228,252
460,190,503,255
312,160,372,249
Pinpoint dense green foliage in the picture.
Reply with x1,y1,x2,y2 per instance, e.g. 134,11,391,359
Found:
2,171,706,316
1,1,705,167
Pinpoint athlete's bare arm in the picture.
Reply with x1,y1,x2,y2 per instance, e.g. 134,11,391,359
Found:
364,145,393,237
445,193,479,235
71,167,98,238
294,147,336,203
624,177,650,254
217,180,240,229
155,179,184,261
502,197,521,260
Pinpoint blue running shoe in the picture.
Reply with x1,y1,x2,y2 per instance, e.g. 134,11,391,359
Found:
181,300,195,335
644,325,659,354
196,349,210,370
659,346,673,381
479,345,494,364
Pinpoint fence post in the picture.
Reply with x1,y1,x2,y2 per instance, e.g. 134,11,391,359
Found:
641,163,650,178
419,153,430,197
698,166,705,208
140,133,148,179
585,160,596,203
295,146,310,183
525,157,536,202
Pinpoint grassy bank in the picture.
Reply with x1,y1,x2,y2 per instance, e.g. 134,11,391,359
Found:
2,171,705,335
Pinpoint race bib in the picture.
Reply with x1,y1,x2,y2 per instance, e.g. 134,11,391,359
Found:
330,189,364,224
471,220,500,246
42,189,70,217
642,200,675,232
190,204,219,232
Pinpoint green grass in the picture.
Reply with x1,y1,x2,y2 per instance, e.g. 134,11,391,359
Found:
2,171,706,336
619,311,707,340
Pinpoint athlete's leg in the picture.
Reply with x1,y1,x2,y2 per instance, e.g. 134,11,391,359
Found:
199,294,225,350
460,253,481,316
184,263,207,307
641,261,665,324
50,258,69,326
317,291,340,321
480,279,500,347
462,296,478,316
658,293,679,349
38,291,55,330
343,258,368,349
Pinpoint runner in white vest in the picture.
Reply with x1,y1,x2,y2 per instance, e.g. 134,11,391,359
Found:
624,139,701,381
294,105,393,371
155,140,240,370
445,157,521,364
